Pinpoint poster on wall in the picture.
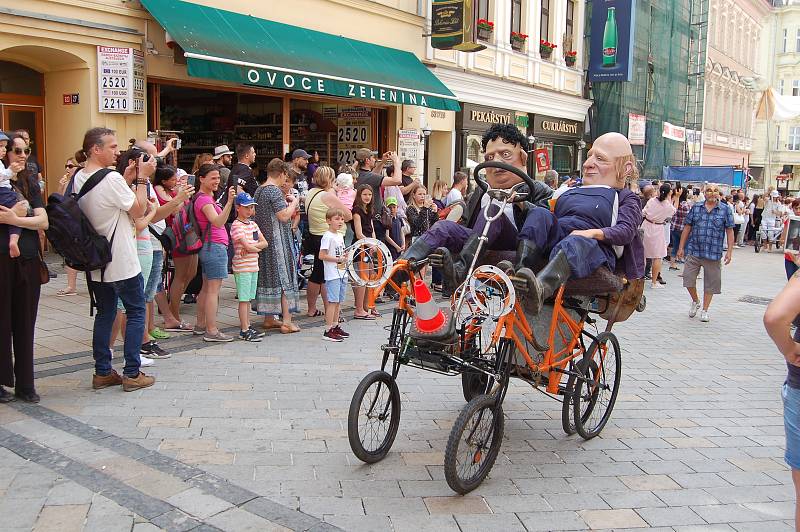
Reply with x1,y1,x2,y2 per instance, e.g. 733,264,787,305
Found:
97,47,145,114
398,129,422,179
588,0,635,82
534,149,551,173
628,113,646,145
337,106,371,165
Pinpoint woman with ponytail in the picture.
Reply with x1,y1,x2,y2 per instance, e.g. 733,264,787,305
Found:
642,183,677,289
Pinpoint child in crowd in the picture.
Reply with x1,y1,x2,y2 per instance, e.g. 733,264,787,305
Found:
231,192,268,342
335,172,356,211
319,207,350,342
384,197,405,260
0,132,24,257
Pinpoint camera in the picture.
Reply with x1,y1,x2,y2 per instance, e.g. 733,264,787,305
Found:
130,147,164,166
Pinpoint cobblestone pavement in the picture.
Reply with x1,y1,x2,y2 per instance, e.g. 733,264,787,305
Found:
1,247,796,531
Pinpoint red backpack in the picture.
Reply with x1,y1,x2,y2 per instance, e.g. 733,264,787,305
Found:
164,198,207,254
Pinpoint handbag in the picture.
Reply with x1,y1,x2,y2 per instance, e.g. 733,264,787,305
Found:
38,248,50,285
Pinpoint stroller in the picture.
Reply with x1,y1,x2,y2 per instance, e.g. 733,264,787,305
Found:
755,218,782,253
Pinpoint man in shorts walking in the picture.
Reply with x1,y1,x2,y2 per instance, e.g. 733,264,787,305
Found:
677,184,734,322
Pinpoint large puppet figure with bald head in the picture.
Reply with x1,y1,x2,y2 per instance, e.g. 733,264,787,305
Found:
505,132,644,313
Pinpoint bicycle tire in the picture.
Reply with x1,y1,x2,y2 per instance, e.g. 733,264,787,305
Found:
572,332,622,440
444,394,505,494
561,374,577,435
348,371,401,463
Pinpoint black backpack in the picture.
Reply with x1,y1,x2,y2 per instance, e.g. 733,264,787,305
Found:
45,168,116,274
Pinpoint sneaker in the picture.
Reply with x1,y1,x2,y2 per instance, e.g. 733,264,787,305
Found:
203,331,234,343
141,341,172,359
700,310,709,322
14,390,40,403
248,326,266,338
322,329,343,342
333,325,350,338
689,300,701,318
657,276,666,285
193,326,206,336
122,371,156,392
140,355,155,367
0,386,15,403
183,294,197,304
239,329,262,342
92,369,123,390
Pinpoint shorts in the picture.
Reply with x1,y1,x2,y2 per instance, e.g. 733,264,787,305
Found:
307,233,325,284
144,249,164,302
118,251,153,311
325,277,348,304
234,271,258,302
783,383,800,469
681,255,722,294
199,242,229,280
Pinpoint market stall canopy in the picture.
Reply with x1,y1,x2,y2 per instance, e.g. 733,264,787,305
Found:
756,88,800,122
141,0,460,111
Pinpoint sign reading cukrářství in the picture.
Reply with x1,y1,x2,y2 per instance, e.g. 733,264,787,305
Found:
587,0,635,82
187,60,459,111
97,47,145,114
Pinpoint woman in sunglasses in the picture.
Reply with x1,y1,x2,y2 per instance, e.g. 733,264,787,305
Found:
0,132,26,258
0,132,50,403
55,158,83,296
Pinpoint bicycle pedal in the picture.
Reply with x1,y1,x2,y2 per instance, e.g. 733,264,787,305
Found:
509,276,530,292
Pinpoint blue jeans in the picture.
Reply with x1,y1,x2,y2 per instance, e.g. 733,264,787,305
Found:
89,274,145,378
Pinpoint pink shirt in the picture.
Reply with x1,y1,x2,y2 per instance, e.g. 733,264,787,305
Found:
194,193,229,245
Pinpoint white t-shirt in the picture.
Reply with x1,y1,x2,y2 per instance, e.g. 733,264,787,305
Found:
73,168,140,283
320,230,346,281
445,188,463,206
148,186,166,252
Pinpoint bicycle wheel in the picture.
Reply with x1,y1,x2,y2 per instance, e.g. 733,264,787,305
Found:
561,373,577,435
444,394,505,494
572,332,621,440
348,371,401,463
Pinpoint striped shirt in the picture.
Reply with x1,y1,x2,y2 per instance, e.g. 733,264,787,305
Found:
231,219,261,273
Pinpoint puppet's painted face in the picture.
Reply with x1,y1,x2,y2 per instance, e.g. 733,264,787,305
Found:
582,142,621,187
483,137,528,189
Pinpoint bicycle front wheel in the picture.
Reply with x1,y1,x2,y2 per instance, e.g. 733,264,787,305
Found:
348,371,401,463
572,332,621,440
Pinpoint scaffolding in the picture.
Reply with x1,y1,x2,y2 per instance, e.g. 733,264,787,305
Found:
587,0,699,179
683,0,708,165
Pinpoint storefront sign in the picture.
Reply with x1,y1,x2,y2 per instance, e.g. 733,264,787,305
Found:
337,106,371,165
662,122,686,142
628,113,646,145
97,46,145,114
458,103,516,132
534,149,550,172
588,0,635,82
532,115,582,139
398,129,422,167
431,0,485,52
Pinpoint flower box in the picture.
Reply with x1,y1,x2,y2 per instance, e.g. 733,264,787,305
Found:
477,19,494,41
510,32,528,52
565,51,578,66
540,40,557,59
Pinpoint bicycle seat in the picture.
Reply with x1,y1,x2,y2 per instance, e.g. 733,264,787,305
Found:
563,267,624,296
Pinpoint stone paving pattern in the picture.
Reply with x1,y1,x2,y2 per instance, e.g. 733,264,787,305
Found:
0,248,796,530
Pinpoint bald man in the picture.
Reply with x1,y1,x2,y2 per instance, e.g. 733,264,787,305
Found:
503,132,645,314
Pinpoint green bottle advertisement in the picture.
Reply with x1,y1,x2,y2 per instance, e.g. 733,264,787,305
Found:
602,7,618,67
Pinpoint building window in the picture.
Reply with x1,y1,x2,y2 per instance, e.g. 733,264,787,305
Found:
565,0,575,50
789,127,800,151
796,28,800,52
780,79,786,95
511,0,522,35
476,0,489,22
784,29,788,53
793,80,800,97
777,125,782,150
540,0,550,43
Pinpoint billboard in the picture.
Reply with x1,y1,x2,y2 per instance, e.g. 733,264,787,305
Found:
588,0,635,82
430,0,486,52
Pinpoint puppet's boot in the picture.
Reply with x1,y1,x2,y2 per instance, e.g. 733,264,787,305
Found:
498,240,547,275
394,238,434,283
435,234,482,293
519,250,572,315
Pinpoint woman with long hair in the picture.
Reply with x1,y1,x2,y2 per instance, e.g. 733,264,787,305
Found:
351,184,379,320
0,133,49,402
669,186,692,271
193,164,236,342
406,186,438,281
642,183,676,289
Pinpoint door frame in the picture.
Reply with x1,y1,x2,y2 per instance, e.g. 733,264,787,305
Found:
0,103,46,188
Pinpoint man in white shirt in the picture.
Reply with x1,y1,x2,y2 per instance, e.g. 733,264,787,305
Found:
73,127,156,392
445,171,468,206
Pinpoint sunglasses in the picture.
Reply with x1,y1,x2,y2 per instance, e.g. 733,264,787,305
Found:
65,164,78,169
12,147,31,156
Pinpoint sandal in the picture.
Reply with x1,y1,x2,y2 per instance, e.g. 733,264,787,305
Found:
369,309,381,318
354,314,376,321
280,323,300,334
262,319,284,330
163,322,193,333
149,327,171,340
306,309,323,318
56,288,77,296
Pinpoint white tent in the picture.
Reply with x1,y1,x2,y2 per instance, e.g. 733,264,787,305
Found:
756,88,800,121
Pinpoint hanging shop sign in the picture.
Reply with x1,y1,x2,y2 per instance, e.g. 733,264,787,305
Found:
534,149,551,172
430,0,486,52
532,115,582,140
337,106,372,165
662,122,686,142
587,0,635,82
97,47,145,114
628,113,646,145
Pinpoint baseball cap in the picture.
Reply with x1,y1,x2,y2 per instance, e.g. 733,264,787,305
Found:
771,190,780,198
0,132,8,143
235,192,257,206
213,145,233,159
385,197,398,206
291,149,311,160
355,148,379,162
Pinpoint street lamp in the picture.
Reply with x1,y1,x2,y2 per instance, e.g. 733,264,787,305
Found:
576,139,587,174
527,135,536,151
422,126,432,186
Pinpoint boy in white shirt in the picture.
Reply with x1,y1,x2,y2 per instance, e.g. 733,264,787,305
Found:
319,208,349,342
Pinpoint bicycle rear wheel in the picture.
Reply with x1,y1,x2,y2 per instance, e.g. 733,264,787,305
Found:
444,394,504,494
572,332,621,440
348,371,401,463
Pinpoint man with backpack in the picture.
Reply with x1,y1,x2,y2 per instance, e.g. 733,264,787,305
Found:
71,127,157,392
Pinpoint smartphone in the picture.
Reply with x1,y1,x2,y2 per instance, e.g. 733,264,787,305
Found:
175,138,182,150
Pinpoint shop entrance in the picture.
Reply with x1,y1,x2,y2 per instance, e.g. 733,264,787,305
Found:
0,61,45,181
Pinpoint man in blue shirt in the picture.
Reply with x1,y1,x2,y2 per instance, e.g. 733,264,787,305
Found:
677,184,735,323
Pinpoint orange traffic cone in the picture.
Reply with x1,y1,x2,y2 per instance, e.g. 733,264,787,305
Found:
413,279,446,333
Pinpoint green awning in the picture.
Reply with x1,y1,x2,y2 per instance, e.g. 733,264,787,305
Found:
141,0,459,111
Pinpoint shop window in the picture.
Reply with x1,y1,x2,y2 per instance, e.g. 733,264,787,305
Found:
789,126,800,151
0,61,42,97
466,137,483,167
540,0,550,43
